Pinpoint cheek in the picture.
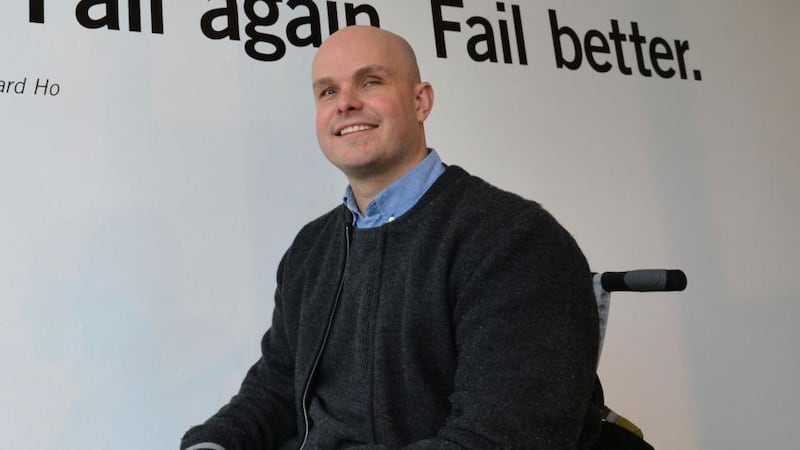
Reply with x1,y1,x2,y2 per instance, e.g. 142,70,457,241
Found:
380,95,415,125
315,110,329,138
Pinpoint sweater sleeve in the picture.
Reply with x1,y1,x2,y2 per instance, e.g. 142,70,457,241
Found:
180,255,298,450
443,207,600,448
360,204,601,449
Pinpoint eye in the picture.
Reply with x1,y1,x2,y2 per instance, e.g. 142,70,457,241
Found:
319,87,336,98
363,78,381,87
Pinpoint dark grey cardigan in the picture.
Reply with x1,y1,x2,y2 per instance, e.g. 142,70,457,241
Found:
182,166,601,449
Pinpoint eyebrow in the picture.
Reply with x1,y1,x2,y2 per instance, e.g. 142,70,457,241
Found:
312,64,391,90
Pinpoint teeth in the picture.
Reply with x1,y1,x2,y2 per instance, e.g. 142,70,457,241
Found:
339,124,375,136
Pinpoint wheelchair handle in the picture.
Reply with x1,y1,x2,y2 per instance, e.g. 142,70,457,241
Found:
599,269,687,292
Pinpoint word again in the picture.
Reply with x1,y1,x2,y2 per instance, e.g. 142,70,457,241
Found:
200,0,379,62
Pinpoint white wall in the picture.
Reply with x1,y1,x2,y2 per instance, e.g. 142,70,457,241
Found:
1,1,798,449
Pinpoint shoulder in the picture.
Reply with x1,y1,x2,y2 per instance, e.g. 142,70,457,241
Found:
396,165,588,279
277,205,350,275
431,165,569,239
296,204,350,241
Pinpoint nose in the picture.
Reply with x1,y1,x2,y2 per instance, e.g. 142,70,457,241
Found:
336,88,363,114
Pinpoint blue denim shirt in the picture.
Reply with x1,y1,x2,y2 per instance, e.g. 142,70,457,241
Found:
343,149,445,228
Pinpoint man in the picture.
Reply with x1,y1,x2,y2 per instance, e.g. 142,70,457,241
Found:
182,26,600,449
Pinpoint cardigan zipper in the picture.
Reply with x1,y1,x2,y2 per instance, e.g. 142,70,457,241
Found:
298,224,352,450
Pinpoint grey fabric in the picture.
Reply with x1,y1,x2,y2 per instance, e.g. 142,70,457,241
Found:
181,165,601,449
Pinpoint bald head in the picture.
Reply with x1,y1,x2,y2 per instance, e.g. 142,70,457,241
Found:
313,26,422,87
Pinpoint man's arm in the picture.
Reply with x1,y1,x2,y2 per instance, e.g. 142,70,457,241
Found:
181,257,298,450
367,206,600,449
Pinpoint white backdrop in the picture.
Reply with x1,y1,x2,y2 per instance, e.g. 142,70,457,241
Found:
2,1,798,449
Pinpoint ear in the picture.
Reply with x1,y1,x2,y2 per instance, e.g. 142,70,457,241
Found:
414,82,434,123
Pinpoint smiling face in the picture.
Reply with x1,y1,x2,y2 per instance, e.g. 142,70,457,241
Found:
311,26,433,188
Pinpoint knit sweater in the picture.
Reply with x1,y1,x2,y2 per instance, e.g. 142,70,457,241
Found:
181,165,601,449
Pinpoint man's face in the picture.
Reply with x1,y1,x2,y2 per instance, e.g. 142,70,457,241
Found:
312,28,429,183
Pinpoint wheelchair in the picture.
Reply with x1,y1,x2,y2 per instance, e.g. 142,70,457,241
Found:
590,269,687,450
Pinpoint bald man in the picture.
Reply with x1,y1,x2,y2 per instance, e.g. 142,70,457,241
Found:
182,26,600,450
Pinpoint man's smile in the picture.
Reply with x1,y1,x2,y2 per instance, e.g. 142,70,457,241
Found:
337,124,378,136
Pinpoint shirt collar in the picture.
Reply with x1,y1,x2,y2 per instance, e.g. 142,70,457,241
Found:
343,149,445,228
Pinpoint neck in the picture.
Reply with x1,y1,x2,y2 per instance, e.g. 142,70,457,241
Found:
348,146,428,215
349,171,401,215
